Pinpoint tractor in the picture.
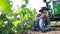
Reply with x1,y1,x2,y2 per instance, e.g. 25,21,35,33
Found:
43,0,60,26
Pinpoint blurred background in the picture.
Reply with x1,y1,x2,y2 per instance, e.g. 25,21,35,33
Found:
0,0,60,34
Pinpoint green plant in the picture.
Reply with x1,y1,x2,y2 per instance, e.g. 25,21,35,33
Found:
0,0,36,34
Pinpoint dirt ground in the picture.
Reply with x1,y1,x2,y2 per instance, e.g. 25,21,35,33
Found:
28,30,60,34
28,27,60,34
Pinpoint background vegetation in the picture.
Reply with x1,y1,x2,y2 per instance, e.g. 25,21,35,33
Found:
0,0,36,34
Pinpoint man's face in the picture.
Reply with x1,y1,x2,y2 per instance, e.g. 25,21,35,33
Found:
43,10,46,14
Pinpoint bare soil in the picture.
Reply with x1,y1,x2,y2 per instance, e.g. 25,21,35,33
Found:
28,27,60,34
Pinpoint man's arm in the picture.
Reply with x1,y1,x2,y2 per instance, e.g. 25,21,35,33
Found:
39,14,44,19
35,13,44,20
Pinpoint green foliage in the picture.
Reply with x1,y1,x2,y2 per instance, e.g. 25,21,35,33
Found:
0,0,12,15
0,0,36,34
22,0,29,4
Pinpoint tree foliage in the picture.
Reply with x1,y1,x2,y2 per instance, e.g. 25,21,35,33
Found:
0,0,36,34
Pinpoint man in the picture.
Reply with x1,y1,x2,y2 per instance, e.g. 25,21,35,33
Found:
35,7,50,31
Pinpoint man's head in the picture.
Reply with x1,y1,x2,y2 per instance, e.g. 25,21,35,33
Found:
39,7,47,13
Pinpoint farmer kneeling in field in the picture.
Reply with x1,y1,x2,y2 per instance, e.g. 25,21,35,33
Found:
34,7,50,31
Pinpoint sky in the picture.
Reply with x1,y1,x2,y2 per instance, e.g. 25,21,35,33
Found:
11,0,51,13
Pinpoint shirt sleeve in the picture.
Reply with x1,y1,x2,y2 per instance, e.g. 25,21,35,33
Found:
35,13,44,20
39,13,44,19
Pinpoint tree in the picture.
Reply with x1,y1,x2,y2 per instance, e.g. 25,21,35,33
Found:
0,0,36,34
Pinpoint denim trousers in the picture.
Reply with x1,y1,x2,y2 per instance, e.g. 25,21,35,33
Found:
39,19,50,30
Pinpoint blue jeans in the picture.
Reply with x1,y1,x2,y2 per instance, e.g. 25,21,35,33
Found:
39,19,50,30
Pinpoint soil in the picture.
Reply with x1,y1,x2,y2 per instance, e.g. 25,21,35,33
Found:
28,26,60,34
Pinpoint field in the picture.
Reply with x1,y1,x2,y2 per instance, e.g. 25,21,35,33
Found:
28,26,60,34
